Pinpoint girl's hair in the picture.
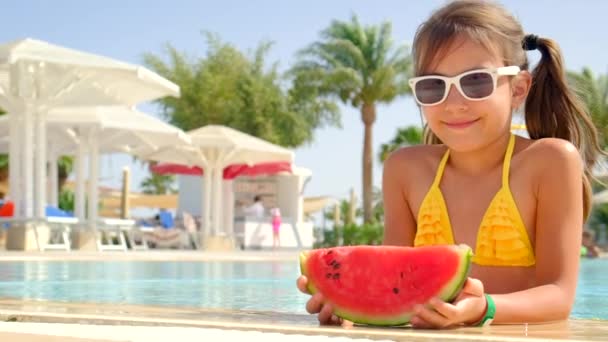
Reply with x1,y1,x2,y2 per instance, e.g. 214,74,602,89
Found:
412,0,601,219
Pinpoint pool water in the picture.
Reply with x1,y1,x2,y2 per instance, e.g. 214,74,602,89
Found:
0,258,605,320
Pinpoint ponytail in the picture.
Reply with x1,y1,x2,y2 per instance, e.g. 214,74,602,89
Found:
524,37,602,220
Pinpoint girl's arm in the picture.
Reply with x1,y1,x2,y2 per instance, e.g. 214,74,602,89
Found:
492,138,583,323
382,148,418,247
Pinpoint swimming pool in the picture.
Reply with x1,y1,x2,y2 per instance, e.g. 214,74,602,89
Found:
0,258,605,320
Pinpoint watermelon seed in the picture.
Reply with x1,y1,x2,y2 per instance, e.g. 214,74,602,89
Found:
329,260,337,266
393,288,399,294
332,273,340,280
332,262,341,270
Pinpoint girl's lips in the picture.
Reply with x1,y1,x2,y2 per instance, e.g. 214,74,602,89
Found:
443,118,479,129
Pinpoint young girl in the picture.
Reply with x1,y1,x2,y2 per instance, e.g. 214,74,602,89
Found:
271,207,282,249
297,0,601,328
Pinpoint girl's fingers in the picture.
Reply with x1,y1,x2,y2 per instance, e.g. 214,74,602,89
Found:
461,278,484,296
410,316,433,329
428,298,459,320
318,302,336,325
296,276,310,294
412,305,451,329
306,292,325,314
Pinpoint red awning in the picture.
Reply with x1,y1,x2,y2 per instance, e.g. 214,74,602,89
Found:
151,161,292,179
150,163,202,176
223,161,292,179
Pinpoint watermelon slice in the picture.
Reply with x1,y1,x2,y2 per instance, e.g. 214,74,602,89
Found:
299,244,472,326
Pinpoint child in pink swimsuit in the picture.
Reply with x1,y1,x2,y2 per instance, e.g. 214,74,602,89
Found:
271,208,281,249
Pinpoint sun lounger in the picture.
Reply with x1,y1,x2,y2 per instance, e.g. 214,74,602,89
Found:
95,218,135,252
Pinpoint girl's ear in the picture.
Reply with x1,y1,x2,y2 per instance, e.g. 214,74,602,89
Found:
511,70,532,111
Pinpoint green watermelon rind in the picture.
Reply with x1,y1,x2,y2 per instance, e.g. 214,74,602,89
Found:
299,244,473,326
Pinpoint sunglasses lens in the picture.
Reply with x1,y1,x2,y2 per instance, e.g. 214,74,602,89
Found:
414,78,446,105
460,72,494,99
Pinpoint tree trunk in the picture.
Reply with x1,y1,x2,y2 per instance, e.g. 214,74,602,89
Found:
361,103,376,224
0,166,7,182
58,165,69,193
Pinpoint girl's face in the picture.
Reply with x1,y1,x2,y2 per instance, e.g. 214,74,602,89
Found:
419,36,528,152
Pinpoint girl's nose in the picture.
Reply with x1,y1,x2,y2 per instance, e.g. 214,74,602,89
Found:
443,83,468,113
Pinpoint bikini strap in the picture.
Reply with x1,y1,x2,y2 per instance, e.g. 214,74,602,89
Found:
432,148,451,188
502,134,516,187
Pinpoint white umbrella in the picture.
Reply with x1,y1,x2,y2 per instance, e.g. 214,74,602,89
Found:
143,125,294,237
0,38,180,219
0,106,189,226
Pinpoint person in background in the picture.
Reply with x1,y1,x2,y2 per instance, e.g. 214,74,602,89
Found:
271,207,282,250
581,230,601,258
244,195,265,219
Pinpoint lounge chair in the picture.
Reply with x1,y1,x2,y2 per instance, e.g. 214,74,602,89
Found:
95,218,135,252
143,211,190,249
38,206,76,251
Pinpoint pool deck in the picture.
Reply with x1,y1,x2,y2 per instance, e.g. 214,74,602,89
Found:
0,250,607,341
0,249,303,262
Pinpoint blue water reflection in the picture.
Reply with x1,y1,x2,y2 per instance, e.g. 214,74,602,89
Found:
0,259,604,319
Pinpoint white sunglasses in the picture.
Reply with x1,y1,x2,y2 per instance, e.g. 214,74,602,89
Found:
408,66,521,106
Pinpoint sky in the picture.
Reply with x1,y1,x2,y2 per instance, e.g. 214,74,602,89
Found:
2,0,607,209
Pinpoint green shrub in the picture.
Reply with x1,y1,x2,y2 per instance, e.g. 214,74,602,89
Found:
314,222,384,248
58,189,75,213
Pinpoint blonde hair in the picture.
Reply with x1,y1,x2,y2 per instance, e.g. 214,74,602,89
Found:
412,0,601,219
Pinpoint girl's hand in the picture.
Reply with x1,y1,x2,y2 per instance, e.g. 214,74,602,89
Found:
296,275,353,328
410,278,487,329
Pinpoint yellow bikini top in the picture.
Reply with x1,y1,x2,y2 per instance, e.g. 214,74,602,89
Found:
414,134,535,266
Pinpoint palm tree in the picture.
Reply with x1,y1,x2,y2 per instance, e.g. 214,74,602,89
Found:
569,68,608,240
140,174,176,195
291,15,412,223
568,68,608,148
140,162,177,195
378,125,423,163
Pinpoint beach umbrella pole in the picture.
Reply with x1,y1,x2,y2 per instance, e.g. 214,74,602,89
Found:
34,109,47,218
48,143,59,207
22,103,34,218
8,112,22,218
202,171,212,237
87,128,99,229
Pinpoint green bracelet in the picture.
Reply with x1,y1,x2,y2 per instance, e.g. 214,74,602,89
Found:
477,294,496,327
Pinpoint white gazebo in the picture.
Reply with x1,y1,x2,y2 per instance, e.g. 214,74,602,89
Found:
0,106,189,224
0,38,180,220
0,38,180,250
143,125,295,247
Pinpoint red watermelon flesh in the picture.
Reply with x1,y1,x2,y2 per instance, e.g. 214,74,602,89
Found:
299,244,472,326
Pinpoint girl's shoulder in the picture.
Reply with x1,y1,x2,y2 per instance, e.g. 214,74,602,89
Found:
516,137,583,171
513,137,584,195
383,144,446,182
386,144,445,165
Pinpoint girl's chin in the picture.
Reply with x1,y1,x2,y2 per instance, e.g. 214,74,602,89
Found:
439,137,485,152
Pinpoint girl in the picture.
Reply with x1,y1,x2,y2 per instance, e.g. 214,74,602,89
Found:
271,207,282,249
297,0,601,328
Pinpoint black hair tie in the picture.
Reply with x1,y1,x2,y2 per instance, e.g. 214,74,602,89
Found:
522,34,539,51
